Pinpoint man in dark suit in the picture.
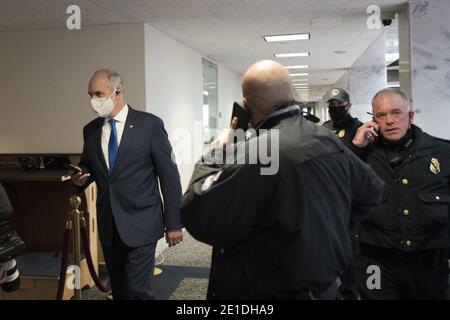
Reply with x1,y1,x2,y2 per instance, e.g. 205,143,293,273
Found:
71,69,183,300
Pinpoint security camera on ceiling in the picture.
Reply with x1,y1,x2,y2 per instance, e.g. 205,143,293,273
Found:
381,12,396,27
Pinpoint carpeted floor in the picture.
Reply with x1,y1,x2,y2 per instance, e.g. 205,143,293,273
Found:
0,231,211,300
82,231,212,300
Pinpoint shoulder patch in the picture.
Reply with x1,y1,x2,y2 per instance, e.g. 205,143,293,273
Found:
200,171,223,192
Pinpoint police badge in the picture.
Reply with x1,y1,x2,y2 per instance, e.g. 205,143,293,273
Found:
430,158,440,174
338,129,345,138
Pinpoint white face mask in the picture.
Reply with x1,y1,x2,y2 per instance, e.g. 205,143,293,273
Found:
91,91,117,117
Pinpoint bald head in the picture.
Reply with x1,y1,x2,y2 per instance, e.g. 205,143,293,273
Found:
242,60,294,125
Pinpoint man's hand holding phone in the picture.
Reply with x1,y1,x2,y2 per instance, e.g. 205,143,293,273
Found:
352,121,379,148
210,102,250,150
69,164,91,187
210,117,238,150
230,102,251,131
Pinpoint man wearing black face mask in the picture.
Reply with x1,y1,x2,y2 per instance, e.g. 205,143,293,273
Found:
322,87,363,300
322,88,362,149
351,89,450,300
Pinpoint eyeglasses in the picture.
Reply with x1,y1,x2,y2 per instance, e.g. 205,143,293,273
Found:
373,110,406,120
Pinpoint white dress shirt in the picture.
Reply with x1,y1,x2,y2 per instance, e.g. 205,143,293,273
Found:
101,104,129,169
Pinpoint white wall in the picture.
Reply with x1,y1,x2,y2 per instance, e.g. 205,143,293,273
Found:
144,25,203,192
144,25,242,191
334,33,387,123
0,22,242,187
0,24,146,153
410,0,450,139
218,65,243,129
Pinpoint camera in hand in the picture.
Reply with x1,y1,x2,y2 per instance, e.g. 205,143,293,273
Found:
0,230,25,292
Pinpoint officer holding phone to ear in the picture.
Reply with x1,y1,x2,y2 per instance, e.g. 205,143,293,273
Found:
181,60,384,300
351,88,450,300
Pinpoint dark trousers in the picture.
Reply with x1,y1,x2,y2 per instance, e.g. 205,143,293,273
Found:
340,260,360,300
355,243,449,300
101,220,157,300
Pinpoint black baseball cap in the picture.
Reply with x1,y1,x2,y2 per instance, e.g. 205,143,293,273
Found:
324,88,350,104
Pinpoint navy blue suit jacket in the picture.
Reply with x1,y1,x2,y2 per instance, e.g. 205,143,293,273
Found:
79,106,183,247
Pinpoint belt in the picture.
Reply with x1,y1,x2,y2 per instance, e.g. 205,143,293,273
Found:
360,243,448,267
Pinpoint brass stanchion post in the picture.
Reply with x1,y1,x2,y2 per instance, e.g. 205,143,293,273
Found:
69,196,83,300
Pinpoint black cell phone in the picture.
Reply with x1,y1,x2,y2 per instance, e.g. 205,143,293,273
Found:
231,102,250,131
67,164,85,174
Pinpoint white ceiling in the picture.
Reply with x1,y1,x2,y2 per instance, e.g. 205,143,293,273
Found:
0,0,406,101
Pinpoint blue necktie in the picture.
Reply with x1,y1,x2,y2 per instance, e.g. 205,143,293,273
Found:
108,119,118,171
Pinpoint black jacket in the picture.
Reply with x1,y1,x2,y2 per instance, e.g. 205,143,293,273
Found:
0,182,13,234
323,114,362,149
353,125,450,251
181,105,384,299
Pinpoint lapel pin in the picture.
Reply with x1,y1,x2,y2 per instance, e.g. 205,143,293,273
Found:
129,124,134,128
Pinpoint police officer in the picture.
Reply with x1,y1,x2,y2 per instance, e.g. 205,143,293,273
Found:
323,88,362,149
351,88,450,299
323,87,363,300
180,60,384,300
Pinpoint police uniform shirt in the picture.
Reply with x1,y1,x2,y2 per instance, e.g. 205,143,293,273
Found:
323,114,362,149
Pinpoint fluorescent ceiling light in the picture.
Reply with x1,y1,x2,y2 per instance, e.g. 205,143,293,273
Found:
290,73,309,77
274,52,310,58
292,79,308,82
264,33,310,42
285,65,310,69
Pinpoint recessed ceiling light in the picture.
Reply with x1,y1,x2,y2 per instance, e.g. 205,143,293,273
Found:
285,65,310,69
333,50,346,54
274,52,310,58
264,33,310,42
290,73,309,77
292,79,308,83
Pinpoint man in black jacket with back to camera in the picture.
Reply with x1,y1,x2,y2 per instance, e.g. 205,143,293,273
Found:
180,60,384,300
